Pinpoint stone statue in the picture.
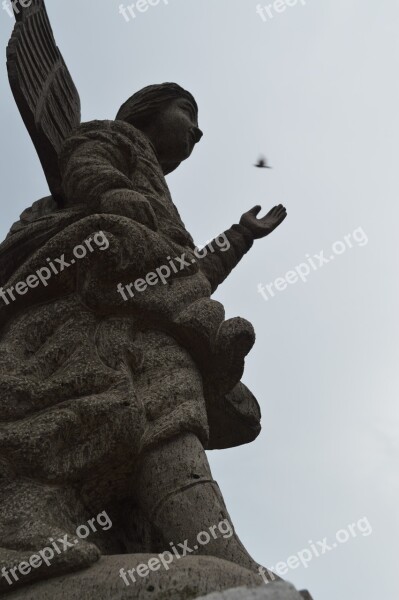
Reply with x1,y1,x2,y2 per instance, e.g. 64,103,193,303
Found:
0,2,312,598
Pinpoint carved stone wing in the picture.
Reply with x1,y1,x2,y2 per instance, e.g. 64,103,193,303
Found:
6,0,81,204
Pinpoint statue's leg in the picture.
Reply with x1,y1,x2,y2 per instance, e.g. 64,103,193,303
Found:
134,433,265,575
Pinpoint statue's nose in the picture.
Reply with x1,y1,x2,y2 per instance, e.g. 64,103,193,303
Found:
192,127,203,143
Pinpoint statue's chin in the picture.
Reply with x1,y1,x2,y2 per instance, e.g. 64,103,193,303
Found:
162,160,182,175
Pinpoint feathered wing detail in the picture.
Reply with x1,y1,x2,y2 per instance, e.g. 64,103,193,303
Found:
6,0,81,204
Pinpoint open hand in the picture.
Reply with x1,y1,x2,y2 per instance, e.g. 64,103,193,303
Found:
240,204,287,240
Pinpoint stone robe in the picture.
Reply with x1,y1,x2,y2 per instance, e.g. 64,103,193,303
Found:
0,120,261,592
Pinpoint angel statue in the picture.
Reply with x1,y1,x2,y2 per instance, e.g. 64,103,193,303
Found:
0,2,311,599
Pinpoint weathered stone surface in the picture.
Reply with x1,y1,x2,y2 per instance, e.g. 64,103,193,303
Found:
0,1,306,599
195,583,306,600
4,555,264,600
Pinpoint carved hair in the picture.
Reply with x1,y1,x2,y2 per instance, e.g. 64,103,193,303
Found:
115,82,198,129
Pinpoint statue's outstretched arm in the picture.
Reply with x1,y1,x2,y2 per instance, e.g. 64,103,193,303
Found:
199,204,287,293
198,223,254,293
59,121,158,230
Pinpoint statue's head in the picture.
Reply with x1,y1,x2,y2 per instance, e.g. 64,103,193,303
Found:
116,83,203,174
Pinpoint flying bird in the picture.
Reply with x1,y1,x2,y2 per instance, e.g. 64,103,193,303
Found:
254,156,272,169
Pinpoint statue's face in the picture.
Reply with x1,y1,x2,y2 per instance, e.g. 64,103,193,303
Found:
146,97,203,174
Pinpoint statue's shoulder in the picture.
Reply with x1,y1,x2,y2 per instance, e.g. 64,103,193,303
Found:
61,119,152,157
65,119,145,141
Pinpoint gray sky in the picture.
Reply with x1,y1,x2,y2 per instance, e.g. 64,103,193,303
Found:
1,1,398,598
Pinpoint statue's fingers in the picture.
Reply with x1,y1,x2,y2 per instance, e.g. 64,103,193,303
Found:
268,204,283,216
248,205,262,217
275,205,287,217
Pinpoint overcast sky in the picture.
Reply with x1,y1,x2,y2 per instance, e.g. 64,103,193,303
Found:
1,1,398,598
